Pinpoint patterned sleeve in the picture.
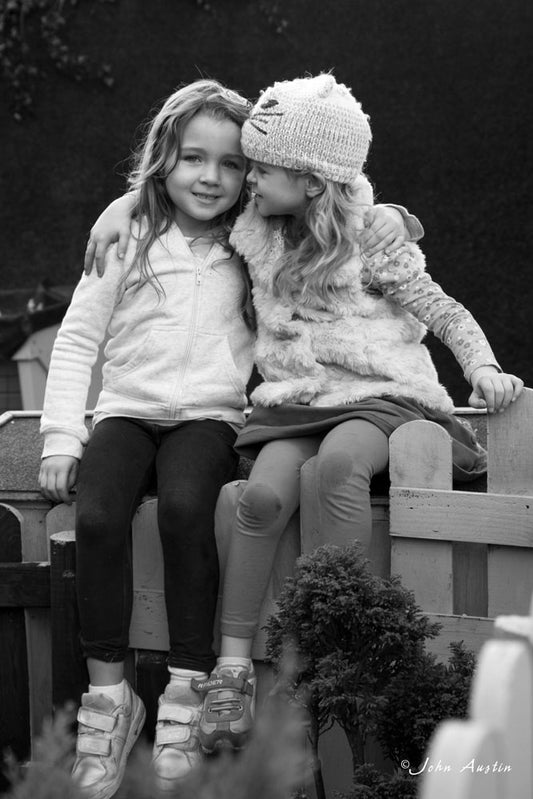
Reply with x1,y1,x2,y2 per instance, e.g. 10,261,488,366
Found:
368,246,501,381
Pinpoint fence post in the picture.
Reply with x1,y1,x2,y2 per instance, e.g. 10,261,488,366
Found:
49,530,88,710
0,503,30,770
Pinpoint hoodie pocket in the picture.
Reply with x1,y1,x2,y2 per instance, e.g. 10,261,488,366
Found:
109,325,247,409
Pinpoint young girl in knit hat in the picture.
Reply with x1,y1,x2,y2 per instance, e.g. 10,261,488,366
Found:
191,73,522,751
81,74,522,753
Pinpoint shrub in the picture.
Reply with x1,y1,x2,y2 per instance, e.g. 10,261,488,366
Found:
265,543,475,798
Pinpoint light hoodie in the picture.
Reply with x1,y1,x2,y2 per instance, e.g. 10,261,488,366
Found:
41,223,255,460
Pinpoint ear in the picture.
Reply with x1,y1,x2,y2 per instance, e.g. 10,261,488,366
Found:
305,173,326,198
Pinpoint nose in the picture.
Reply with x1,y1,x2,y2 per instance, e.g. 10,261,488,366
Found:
246,166,257,185
200,161,220,185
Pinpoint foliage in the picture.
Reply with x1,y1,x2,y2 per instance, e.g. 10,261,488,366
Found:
265,543,475,798
265,543,441,772
337,765,418,799
375,640,475,771
194,0,289,36
3,690,309,798
0,0,115,121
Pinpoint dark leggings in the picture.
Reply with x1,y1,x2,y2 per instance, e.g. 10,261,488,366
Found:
75,417,238,673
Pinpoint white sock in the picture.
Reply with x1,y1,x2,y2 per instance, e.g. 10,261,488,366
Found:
166,667,208,704
217,656,254,676
168,666,208,685
88,679,126,705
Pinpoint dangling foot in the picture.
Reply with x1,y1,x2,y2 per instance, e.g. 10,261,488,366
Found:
152,678,205,792
72,681,145,799
194,661,256,753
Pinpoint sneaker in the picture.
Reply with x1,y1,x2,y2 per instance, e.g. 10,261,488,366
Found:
193,664,256,752
72,681,145,799
152,683,203,791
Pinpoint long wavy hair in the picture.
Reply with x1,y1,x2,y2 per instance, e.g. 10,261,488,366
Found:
125,79,252,296
272,176,371,306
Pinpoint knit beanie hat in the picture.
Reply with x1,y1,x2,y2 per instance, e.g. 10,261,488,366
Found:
241,74,372,183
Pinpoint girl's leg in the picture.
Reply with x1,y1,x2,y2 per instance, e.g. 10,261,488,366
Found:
76,418,156,671
314,418,390,551
221,435,320,648
198,436,319,753
155,419,239,673
73,418,155,797
152,419,239,782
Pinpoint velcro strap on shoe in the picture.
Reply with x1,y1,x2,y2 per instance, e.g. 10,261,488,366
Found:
77,734,112,756
157,704,195,724
155,725,191,745
192,675,253,696
77,707,117,733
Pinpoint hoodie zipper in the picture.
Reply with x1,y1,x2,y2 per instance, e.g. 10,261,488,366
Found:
170,257,205,416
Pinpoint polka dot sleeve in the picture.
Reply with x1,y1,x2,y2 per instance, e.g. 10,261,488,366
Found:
367,246,501,382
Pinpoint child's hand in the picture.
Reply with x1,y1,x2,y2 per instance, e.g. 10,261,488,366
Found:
469,366,524,413
39,455,79,504
360,206,406,257
84,194,136,277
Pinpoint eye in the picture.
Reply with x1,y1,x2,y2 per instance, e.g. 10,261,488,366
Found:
182,153,201,163
223,159,244,171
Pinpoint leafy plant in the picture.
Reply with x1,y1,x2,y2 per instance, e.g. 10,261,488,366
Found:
338,764,418,799
0,0,115,121
376,640,475,771
265,543,475,798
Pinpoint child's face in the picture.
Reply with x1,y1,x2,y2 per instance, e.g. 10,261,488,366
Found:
165,112,246,236
247,162,309,218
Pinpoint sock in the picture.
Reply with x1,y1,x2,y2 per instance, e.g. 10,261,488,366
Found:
88,679,126,705
217,656,254,677
166,666,208,704
168,666,208,685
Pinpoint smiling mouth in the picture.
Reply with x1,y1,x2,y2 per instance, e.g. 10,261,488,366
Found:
193,192,220,201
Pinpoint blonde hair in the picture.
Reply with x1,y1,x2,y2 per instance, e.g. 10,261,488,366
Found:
272,176,371,305
125,79,251,295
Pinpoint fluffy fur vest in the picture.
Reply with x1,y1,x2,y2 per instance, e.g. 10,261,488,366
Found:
230,201,453,412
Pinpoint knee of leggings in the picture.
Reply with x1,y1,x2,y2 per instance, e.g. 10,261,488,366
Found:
237,481,283,529
315,450,370,498
76,506,124,552
158,491,205,541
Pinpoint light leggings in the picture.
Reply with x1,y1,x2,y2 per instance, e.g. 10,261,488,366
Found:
220,418,390,639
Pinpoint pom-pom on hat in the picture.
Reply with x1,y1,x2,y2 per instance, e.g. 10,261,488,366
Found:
241,73,372,183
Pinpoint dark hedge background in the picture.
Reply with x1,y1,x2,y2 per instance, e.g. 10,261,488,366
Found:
1,0,531,404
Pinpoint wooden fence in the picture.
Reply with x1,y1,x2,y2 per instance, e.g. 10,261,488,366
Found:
0,389,531,796
388,387,533,659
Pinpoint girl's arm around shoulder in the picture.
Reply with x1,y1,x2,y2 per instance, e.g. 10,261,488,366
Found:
367,244,524,412
352,173,424,255
84,192,138,276
360,205,424,256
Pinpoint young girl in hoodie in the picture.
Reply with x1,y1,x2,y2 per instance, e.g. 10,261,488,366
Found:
39,79,255,796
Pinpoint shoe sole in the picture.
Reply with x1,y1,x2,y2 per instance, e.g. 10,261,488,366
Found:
81,699,146,799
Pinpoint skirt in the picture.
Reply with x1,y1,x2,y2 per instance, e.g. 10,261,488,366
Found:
235,397,487,482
